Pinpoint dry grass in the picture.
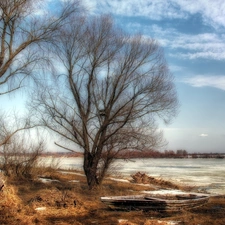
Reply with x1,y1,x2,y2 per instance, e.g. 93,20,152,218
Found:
0,171,225,225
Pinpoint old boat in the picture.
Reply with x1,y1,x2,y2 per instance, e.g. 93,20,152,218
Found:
100,193,210,211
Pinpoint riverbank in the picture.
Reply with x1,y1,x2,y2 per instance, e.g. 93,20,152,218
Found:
1,170,225,225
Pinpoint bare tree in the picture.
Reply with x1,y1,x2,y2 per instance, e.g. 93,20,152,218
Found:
0,111,34,146
0,111,45,178
0,0,81,95
0,0,81,177
30,15,178,189
0,136,45,178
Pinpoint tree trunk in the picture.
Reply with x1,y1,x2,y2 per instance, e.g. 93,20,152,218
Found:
0,175,4,191
83,152,99,189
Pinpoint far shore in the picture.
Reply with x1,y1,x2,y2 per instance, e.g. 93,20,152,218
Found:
38,151,225,159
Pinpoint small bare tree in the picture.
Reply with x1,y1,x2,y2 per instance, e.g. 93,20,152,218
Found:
0,0,81,95
30,15,178,189
0,111,45,178
0,136,45,178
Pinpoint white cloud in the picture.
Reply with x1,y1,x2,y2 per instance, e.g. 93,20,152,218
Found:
84,0,188,20
32,0,53,16
142,25,225,60
183,75,225,90
169,64,186,73
199,133,208,137
82,0,97,11
81,1,225,61
171,51,225,61
84,0,225,29
173,0,225,29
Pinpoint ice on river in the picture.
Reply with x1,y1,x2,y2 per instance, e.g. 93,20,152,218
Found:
39,157,225,195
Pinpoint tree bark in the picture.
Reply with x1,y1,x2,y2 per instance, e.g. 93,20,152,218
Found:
0,175,4,191
83,152,99,189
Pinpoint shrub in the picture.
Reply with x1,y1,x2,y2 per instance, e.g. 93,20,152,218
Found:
0,137,45,179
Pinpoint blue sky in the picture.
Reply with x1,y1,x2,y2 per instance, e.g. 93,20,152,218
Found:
82,0,225,153
2,0,225,153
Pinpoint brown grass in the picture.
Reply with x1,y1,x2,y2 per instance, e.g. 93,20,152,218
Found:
0,171,225,225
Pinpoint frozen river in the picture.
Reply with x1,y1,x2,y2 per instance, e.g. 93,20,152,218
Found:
42,157,225,195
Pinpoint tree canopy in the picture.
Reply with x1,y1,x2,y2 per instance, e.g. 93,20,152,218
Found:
0,0,81,95
30,14,178,189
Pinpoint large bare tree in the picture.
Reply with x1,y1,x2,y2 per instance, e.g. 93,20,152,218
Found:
30,15,178,189
0,0,81,95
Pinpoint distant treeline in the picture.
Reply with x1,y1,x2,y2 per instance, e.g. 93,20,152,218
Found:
118,149,225,159
38,149,225,159
40,152,83,158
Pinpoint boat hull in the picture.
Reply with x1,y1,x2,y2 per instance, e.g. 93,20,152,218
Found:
101,193,209,211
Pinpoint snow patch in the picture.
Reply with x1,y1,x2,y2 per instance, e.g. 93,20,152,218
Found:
109,177,129,183
69,180,80,183
35,207,46,211
38,177,60,183
143,189,189,195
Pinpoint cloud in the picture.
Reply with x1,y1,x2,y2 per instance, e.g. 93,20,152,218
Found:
199,133,208,137
173,0,225,29
169,65,186,73
81,0,97,11
183,75,225,90
84,0,188,20
124,23,225,60
168,33,225,60
142,25,225,61
32,0,54,16
84,0,225,29
171,52,225,61
81,1,225,61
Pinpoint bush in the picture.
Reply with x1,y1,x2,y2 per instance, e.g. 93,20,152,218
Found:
0,137,45,179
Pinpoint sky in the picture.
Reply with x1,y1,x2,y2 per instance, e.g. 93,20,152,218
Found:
2,0,225,153
81,0,225,153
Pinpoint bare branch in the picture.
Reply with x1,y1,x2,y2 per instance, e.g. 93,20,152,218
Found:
54,142,81,153
0,0,82,95
29,14,178,189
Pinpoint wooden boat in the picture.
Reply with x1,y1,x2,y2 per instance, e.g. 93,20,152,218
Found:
101,193,210,211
